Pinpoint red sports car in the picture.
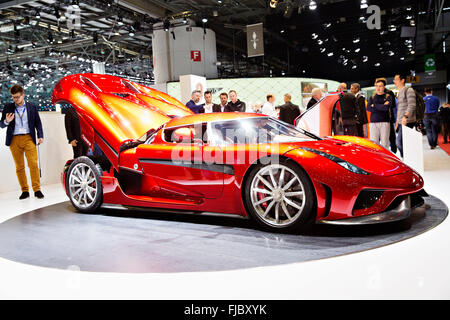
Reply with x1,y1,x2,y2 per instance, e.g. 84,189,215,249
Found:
52,74,425,233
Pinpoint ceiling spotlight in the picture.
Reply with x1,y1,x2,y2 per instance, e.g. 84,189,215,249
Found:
269,0,278,8
202,17,208,23
360,0,368,9
375,63,380,66
362,56,368,62
355,48,360,52
410,50,415,55
309,1,317,10
320,48,326,53
400,57,405,60
327,52,334,57
312,33,318,39
388,51,394,56
410,20,416,26
353,37,360,43
352,65,357,69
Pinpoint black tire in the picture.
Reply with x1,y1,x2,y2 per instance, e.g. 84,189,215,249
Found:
65,156,103,213
243,158,316,233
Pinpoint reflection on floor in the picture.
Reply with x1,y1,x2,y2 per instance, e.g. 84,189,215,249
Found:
0,135,449,299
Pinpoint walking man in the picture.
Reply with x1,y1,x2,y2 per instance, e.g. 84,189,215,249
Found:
0,84,44,199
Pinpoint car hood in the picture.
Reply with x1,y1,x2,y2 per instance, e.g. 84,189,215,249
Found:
284,137,411,176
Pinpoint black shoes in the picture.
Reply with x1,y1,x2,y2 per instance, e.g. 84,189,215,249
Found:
34,191,44,199
19,192,29,200
18,191,44,200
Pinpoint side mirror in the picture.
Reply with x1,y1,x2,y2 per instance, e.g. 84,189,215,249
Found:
172,127,194,143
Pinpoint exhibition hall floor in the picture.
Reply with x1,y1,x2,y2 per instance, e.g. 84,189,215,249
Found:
0,136,449,299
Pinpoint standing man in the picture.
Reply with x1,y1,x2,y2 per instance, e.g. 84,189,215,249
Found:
307,88,322,110
337,83,359,136
64,105,88,158
423,88,441,149
350,83,368,137
225,90,246,112
216,92,228,112
261,94,277,117
185,90,205,114
393,74,416,157
366,79,393,149
203,91,221,113
279,93,301,125
0,84,44,199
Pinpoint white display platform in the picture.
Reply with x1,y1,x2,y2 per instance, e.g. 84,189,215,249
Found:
0,112,73,194
402,124,424,175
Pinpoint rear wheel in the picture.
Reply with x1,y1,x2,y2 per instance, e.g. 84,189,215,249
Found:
244,159,316,233
66,156,103,213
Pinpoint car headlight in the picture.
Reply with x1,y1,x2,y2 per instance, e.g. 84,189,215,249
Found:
302,147,369,175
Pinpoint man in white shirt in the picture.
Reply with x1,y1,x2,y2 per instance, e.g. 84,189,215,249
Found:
261,94,277,117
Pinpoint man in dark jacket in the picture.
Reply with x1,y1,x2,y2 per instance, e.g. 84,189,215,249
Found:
337,83,359,136
185,90,205,114
279,93,301,125
366,79,394,149
0,84,44,199
64,105,88,158
225,90,246,112
350,83,368,137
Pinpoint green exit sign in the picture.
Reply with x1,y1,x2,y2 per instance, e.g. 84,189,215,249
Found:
424,54,436,72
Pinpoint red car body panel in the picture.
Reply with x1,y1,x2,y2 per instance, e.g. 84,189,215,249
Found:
54,74,424,225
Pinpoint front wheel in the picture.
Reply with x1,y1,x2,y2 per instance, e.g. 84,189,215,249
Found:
66,156,103,213
244,159,316,233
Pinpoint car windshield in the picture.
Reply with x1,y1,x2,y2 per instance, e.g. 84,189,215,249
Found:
209,117,318,146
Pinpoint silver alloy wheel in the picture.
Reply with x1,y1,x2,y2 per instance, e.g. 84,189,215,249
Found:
250,164,306,227
68,163,98,209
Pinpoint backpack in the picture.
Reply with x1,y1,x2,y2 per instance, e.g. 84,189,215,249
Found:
405,87,425,121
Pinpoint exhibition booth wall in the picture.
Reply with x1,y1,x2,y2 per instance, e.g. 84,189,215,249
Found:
0,113,72,194
166,77,341,111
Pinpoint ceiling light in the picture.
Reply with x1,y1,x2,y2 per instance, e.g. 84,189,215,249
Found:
317,39,323,45
400,57,405,60
312,33,318,39
309,1,317,10
353,37,360,43
355,48,360,52
375,63,380,66
320,48,326,53
360,0,368,9
327,52,334,57
269,0,278,8
363,56,368,62
202,18,208,23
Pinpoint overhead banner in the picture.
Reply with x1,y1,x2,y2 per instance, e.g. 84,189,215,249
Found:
246,23,264,58
424,54,436,72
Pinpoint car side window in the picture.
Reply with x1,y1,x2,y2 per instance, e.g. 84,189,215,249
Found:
163,123,208,144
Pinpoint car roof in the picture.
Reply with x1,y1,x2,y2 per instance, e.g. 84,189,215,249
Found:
165,112,267,128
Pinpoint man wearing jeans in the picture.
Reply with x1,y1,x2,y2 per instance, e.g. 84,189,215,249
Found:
0,84,44,200
423,88,440,149
393,74,416,158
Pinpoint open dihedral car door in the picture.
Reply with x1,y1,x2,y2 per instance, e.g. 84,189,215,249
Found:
51,73,193,169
